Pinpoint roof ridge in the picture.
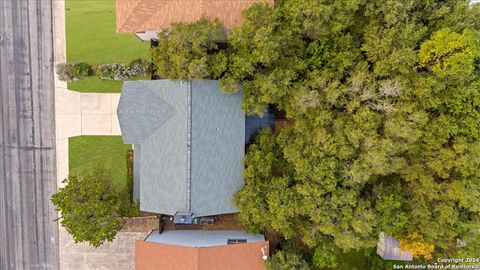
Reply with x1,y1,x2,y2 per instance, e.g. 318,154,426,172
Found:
186,80,192,212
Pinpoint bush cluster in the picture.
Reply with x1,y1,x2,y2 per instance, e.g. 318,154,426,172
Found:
56,59,152,82
96,59,151,80
96,63,132,80
56,62,93,82
128,59,152,77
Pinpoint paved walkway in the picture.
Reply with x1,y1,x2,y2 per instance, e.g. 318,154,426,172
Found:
52,1,145,269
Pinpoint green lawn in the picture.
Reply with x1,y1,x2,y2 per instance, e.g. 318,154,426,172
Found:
69,136,132,187
65,0,150,92
67,77,125,93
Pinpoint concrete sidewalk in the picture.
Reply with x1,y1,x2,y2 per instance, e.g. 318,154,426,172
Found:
52,1,145,269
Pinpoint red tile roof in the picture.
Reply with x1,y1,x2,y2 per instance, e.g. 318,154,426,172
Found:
116,0,274,33
135,240,269,270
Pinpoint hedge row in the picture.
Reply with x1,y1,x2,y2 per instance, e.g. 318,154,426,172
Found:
56,59,152,82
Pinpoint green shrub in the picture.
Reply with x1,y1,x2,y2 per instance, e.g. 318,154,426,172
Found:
56,62,93,81
128,58,152,77
96,59,151,80
57,59,152,82
96,63,131,80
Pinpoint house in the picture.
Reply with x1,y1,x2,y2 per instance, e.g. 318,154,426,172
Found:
118,80,272,269
377,232,413,261
118,80,243,218
136,230,269,270
116,0,274,40
117,80,273,219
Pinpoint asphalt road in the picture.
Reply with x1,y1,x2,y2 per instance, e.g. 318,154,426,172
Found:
0,0,59,269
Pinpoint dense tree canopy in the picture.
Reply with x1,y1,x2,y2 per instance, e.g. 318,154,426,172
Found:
151,0,480,259
265,240,312,270
151,19,227,80
51,168,138,247
232,0,480,257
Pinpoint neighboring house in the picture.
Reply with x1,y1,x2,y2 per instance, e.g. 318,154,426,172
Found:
117,80,273,219
116,0,274,40
377,232,413,261
136,230,268,269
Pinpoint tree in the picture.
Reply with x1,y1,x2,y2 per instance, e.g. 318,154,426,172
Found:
266,240,312,270
312,239,338,269
366,248,398,270
232,0,480,258
418,29,480,80
234,128,299,236
151,18,228,80
220,2,306,115
51,167,139,247
143,0,480,259
399,232,435,260
266,250,311,270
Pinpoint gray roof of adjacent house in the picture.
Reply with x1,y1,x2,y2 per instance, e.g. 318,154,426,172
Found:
118,80,245,216
145,230,265,248
377,232,413,261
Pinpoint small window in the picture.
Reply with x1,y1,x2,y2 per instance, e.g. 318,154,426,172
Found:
227,239,247,245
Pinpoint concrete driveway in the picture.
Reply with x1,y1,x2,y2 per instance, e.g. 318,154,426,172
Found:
59,227,147,270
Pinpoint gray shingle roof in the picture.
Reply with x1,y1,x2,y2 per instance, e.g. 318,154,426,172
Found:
145,230,265,248
117,80,180,144
117,80,244,216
